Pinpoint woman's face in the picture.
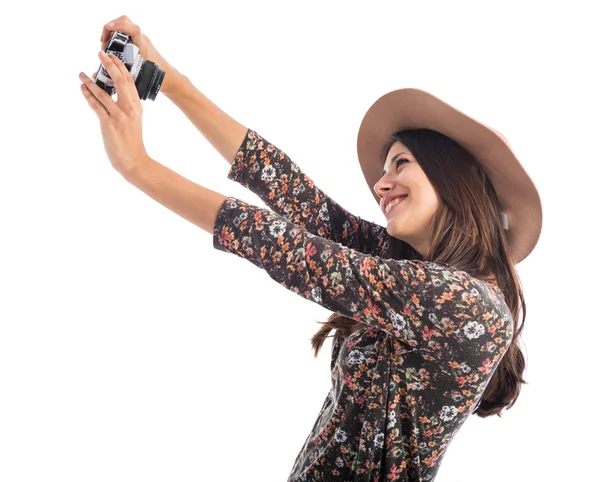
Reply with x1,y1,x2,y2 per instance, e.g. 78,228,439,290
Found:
373,140,440,257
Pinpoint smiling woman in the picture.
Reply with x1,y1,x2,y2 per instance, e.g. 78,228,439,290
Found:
214,126,523,482
113,112,528,482
79,26,540,479
374,138,441,257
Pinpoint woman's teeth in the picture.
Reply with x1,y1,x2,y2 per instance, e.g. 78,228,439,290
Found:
385,196,406,214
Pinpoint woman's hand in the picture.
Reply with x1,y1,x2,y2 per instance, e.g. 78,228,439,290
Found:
79,51,150,176
93,15,183,95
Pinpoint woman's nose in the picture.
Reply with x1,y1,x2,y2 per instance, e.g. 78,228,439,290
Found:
374,176,394,198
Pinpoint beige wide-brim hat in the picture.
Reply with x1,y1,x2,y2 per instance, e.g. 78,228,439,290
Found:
356,87,542,265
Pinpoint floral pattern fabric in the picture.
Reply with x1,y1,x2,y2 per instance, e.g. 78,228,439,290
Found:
212,128,513,481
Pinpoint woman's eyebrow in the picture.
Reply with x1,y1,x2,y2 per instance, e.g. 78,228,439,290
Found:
381,152,410,176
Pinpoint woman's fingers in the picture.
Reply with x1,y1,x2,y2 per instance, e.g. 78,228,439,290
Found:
100,19,119,51
79,68,119,117
100,16,142,51
106,52,140,103
106,53,129,79
103,52,138,104
80,83,109,121
101,16,126,42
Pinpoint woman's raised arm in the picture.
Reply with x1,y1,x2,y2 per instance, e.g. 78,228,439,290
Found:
163,77,249,166
228,129,390,257
165,78,390,257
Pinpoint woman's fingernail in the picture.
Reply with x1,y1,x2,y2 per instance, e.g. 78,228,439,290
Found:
106,22,115,27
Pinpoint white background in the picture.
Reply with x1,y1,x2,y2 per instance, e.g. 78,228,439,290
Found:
1,1,598,481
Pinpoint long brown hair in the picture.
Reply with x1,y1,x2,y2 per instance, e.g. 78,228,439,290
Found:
310,128,527,418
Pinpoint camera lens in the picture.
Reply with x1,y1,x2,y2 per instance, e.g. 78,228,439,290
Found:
135,61,165,101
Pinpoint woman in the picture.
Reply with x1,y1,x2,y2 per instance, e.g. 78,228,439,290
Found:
80,17,542,482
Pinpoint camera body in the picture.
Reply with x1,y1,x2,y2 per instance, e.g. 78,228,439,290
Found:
94,30,165,101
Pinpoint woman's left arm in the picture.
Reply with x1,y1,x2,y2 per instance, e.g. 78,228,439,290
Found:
123,159,227,235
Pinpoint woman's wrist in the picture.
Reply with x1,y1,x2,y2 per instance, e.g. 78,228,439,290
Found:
160,63,189,97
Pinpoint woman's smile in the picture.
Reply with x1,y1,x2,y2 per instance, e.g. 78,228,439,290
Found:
385,196,408,218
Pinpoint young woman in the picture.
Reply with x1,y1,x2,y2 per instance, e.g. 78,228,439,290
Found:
81,17,542,482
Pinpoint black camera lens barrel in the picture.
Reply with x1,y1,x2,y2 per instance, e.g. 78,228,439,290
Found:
135,61,165,101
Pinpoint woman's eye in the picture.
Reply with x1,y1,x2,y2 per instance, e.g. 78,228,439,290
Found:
395,158,408,167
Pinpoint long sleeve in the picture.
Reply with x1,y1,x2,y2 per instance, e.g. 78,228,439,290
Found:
227,128,390,258
212,196,512,350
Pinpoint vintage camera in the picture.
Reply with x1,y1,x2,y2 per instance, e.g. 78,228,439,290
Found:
94,30,165,101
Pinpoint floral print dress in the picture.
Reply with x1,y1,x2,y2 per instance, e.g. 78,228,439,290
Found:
212,129,514,482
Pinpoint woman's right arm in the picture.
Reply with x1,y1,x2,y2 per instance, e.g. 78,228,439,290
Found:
165,77,390,257
163,76,249,167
